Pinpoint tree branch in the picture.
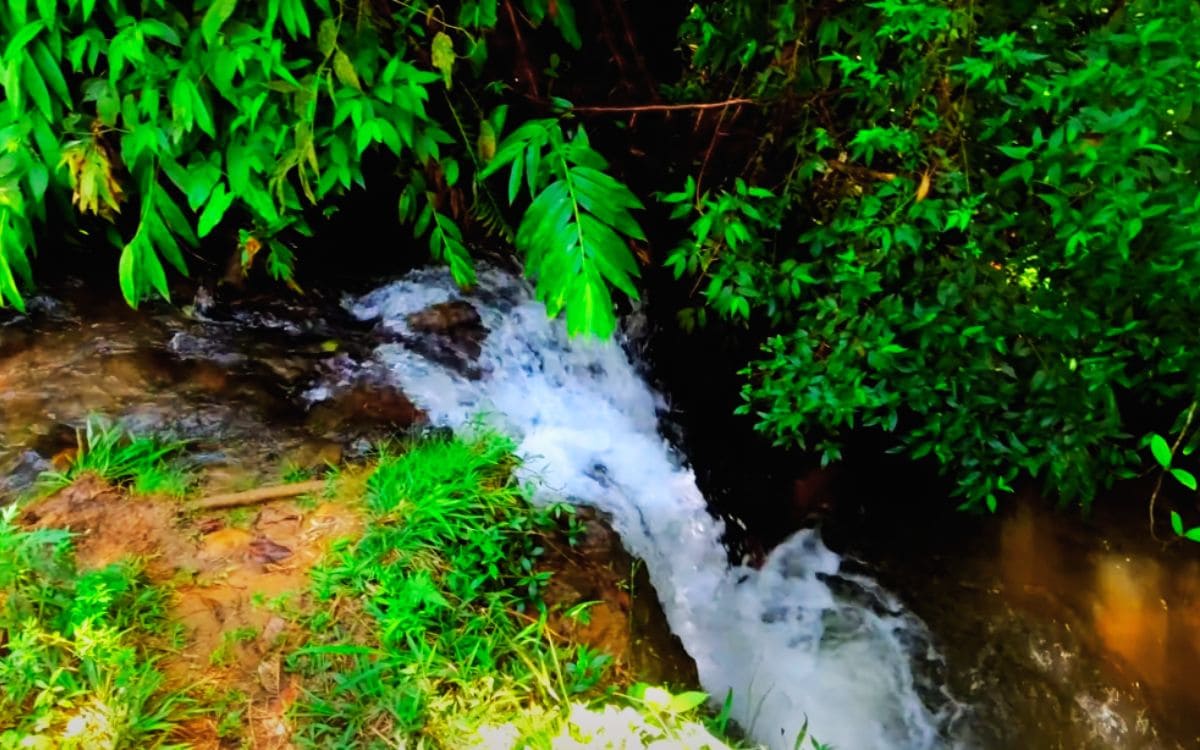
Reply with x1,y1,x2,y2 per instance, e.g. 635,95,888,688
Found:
571,98,756,114
191,480,328,511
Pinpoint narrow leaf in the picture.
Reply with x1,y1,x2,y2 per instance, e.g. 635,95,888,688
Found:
202,0,238,45
197,182,235,237
1171,468,1197,491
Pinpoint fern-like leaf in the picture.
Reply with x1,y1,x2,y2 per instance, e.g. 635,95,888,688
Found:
481,117,643,337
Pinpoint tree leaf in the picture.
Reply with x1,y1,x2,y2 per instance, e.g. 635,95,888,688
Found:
1172,510,1184,536
1150,434,1173,468
198,182,235,237
118,240,139,308
431,32,454,88
140,237,171,301
21,57,53,120
478,120,497,163
3,21,45,62
1186,527,1200,543
0,234,27,311
550,0,582,49
202,0,238,46
1171,468,1197,491
333,51,361,90
317,18,338,57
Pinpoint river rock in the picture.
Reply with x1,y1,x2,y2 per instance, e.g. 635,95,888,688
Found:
395,300,489,379
305,382,427,437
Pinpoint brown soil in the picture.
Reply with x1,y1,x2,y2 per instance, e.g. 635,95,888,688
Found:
540,507,698,688
22,474,364,749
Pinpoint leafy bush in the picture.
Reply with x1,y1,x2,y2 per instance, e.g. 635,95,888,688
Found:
0,0,642,336
6,0,1196,512
664,0,1200,510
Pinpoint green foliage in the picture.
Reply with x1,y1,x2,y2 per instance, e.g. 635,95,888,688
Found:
482,116,645,337
37,416,193,498
0,0,644,336
290,432,585,746
668,0,1200,510
0,506,185,748
289,432,744,748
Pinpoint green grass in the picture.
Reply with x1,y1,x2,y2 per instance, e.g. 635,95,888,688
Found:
287,432,747,749
0,506,188,749
36,416,194,499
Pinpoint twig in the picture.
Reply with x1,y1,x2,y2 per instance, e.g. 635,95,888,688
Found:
191,480,328,511
571,98,755,114
1149,400,1197,541
503,0,539,98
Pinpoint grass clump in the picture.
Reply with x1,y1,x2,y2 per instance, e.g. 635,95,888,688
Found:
37,416,194,499
0,506,186,748
289,432,744,749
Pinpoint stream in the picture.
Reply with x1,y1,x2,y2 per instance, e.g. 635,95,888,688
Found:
1,266,1196,749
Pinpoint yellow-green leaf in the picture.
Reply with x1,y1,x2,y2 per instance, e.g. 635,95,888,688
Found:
333,51,361,91
478,120,496,162
317,18,338,57
431,32,454,88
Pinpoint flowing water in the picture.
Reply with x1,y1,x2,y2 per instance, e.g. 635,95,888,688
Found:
2,266,1200,748
348,267,956,749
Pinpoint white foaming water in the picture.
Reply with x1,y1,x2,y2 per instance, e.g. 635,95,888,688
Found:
347,267,951,750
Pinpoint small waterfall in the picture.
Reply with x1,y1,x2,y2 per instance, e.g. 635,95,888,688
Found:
343,266,955,749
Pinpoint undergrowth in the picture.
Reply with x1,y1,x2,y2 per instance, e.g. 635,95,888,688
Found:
5,424,757,749
37,416,193,498
289,432,742,748
0,506,186,749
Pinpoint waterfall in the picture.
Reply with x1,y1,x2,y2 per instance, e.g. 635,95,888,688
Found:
343,266,954,749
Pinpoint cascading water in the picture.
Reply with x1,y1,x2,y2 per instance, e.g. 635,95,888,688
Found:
342,266,959,749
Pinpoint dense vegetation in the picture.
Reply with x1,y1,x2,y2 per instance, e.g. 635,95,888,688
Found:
1,0,1198,516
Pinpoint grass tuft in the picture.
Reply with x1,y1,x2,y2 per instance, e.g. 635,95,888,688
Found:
36,416,194,498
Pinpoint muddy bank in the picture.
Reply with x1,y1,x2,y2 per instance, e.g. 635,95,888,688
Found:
16,469,699,747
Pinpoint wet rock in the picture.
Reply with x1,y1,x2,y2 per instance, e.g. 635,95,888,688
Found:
283,440,343,471
306,382,426,436
0,449,52,498
540,506,699,688
406,300,483,333
392,300,489,379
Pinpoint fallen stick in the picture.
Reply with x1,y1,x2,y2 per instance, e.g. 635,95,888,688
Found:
190,480,328,511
